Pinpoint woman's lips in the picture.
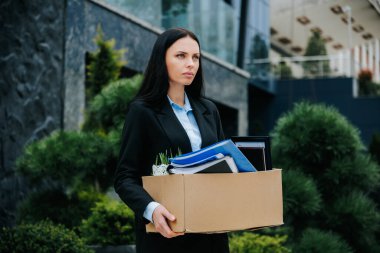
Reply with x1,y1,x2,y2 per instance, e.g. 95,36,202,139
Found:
183,72,194,77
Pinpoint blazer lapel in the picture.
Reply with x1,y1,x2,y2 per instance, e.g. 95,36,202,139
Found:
155,99,193,154
189,97,215,148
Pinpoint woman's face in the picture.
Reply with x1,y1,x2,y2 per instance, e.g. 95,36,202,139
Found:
165,36,200,88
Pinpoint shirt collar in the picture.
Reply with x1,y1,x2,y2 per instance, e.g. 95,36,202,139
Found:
167,92,193,112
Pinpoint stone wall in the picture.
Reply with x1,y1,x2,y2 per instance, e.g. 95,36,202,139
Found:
0,0,250,226
0,0,65,226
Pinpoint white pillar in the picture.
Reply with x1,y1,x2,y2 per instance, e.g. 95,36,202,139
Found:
368,42,374,71
354,46,360,75
375,39,380,82
337,51,343,76
361,44,367,69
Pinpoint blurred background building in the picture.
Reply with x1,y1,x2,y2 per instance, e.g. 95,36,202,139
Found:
249,0,380,146
1,0,380,227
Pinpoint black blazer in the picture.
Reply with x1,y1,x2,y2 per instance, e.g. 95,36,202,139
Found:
114,96,229,253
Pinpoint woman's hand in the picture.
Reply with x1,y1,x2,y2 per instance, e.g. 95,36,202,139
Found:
152,205,184,238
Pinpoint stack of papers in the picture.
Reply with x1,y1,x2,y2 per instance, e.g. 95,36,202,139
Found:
169,155,238,174
169,139,256,174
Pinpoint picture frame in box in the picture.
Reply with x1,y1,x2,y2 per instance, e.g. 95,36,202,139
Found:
231,136,272,171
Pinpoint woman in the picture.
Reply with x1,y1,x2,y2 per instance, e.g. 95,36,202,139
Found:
114,28,229,253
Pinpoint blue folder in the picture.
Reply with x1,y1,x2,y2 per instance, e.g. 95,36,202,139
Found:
169,139,256,172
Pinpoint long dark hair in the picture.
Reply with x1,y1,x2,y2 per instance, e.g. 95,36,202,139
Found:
135,28,204,107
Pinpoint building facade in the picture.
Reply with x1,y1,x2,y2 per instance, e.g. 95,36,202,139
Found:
1,0,266,226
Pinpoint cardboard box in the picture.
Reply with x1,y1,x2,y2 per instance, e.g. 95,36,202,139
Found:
142,169,283,233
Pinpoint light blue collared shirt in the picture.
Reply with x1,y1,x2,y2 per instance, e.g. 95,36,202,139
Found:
143,93,202,223
167,93,202,152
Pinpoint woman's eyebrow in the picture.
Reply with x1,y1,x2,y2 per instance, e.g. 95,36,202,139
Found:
176,50,200,55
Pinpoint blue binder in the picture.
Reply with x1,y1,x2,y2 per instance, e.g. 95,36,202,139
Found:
169,139,256,172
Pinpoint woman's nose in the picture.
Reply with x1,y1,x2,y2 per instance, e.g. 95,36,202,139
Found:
186,58,195,67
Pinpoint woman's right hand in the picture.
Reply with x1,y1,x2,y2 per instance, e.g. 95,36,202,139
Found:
152,205,184,238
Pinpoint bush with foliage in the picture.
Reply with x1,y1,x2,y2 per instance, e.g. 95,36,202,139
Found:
86,25,126,101
16,131,116,192
79,197,135,246
271,102,380,252
275,62,293,80
358,69,380,96
248,34,269,77
16,188,102,229
293,228,353,253
369,132,380,164
0,221,93,253
83,74,142,133
369,132,380,243
14,27,139,243
303,31,330,76
229,232,290,253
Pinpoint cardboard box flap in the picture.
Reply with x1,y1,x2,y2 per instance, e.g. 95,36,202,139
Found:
143,174,185,232
184,170,283,233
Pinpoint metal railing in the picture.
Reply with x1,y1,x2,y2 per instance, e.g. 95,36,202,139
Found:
246,54,353,80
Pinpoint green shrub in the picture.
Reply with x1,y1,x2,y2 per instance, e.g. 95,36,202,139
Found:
275,62,293,79
326,191,380,251
369,132,380,164
323,154,380,197
0,221,93,253
303,31,330,76
272,102,363,174
16,131,116,192
229,232,291,253
271,102,380,252
79,197,135,246
16,188,102,229
359,81,380,96
358,69,380,96
86,25,126,101
83,74,142,133
283,169,321,218
294,228,352,253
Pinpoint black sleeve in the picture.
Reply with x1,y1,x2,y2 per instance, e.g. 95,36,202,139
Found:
114,102,154,221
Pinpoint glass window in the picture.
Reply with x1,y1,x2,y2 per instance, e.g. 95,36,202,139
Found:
104,0,269,67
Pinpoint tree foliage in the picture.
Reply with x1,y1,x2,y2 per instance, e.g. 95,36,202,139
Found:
79,197,135,246
303,31,330,76
83,74,142,133
0,221,93,253
294,228,353,253
16,188,102,229
86,25,126,102
271,102,380,252
229,232,290,253
16,131,116,192
358,69,380,96
14,30,140,240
